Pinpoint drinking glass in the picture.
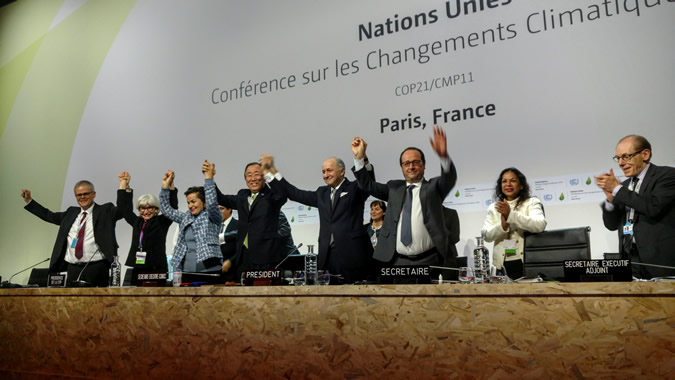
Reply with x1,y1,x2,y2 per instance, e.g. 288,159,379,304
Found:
317,270,330,285
458,267,474,284
294,270,305,286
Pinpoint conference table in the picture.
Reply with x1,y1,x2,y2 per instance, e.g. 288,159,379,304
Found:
1,282,673,378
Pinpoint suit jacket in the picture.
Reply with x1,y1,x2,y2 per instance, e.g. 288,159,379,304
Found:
602,163,675,277
120,188,177,270
216,184,287,267
220,217,239,261
353,161,457,263
161,178,223,269
272,177,373,274
24,194,124,273
442,207,460,267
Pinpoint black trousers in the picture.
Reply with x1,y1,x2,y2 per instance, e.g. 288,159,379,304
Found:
629,246,652,279
67,260,110,287
503,259,523,280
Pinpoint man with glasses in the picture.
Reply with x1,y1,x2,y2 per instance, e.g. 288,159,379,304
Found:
351,126,457,268
21,180,125,286
595,135,675,278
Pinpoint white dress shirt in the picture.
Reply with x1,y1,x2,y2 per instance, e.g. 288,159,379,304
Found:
65,205,104,263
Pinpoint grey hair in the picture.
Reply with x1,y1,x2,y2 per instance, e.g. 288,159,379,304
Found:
136,193,160,210
73,180,95,193
328,157,345,171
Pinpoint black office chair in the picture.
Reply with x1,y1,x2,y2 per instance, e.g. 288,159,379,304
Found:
28,268,50,287
523,227,591,281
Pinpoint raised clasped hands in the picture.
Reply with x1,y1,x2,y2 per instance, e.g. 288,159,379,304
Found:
259,153,277,175
202,160,216,179
352,137,367,160
162,170,175,189
119,171,131,189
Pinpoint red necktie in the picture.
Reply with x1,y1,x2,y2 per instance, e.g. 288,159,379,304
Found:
75,212,87,259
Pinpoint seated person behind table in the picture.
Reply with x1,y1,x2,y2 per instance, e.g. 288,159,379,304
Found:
481,167,546,280
366,200,386,248
160,161,223,274
118,171,177,280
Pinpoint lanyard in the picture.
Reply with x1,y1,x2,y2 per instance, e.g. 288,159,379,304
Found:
138,221,146,250
627,177,640,223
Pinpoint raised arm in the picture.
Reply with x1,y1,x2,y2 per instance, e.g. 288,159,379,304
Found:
117,171,137,226
160,170,183,223
22,189,67,225
351,137,389,200
203,160,223,225
262,153,319,207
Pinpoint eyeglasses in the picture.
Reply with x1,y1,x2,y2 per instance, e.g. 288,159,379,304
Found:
139,206,157,211
401,160,423,168
75,192,93,198
612,149,644,163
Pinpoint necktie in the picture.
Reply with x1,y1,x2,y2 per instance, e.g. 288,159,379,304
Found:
622,177,640,255
400,185,414,247
75,212,87,259
330,187,337,211
244,193,258,248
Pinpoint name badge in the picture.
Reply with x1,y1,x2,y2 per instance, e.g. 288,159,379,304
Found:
71,238,78,248
622,222,633,236
136,251,147,265
504,239,517,257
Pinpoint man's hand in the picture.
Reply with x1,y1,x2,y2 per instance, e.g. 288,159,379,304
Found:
352,137,367,159
429,125,448,158
259,154,277,175
202,160,216,179
119,171,131,190
162,170,175,189
222,260,232,273
594,169,620,201
20,189,32,204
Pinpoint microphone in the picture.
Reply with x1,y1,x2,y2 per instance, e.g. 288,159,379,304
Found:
498,193,506,202
1,257,50,288
274,243,303,270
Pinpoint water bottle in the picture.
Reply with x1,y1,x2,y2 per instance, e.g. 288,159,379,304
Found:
473,235,490,283
304,245,318,285
109,255,121,287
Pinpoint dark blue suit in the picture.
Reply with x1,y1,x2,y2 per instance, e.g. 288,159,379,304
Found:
602,163,675,277
216,185,287,270
353,162,457,264
272,177,373,282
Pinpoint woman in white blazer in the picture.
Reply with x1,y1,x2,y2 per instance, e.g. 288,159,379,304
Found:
482,167,547,279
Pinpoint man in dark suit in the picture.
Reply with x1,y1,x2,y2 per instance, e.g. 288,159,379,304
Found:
218,205,238,261
21,180,125,286
595,135,675,278
351,126,457,268
442,207,460,268
218,205,238,282
260,154,374,283
215,162,287,278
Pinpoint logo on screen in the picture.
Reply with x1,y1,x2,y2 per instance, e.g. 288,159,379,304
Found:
485,200,493,206
544,194,553,201
569,179,579,185
297,205,304,211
